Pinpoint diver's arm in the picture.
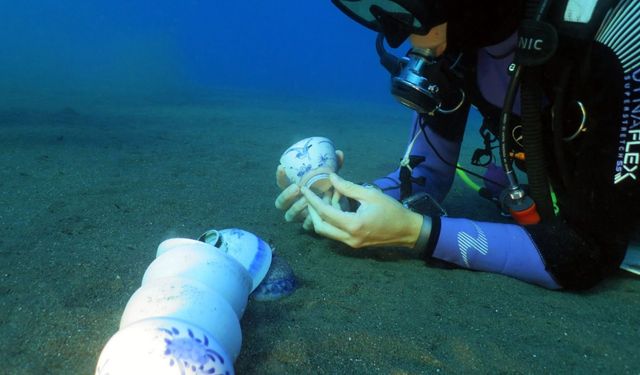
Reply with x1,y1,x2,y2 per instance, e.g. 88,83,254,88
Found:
426,214,637,290
374,105,470,202
420,217,562,289
420,215,628,290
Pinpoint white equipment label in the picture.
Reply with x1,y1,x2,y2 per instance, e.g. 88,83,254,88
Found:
565,0,598,23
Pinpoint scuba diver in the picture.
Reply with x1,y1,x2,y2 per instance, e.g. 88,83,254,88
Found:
275,0,640,290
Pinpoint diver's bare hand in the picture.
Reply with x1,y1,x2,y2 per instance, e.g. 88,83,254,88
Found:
275,150,344,231
302,173,423,248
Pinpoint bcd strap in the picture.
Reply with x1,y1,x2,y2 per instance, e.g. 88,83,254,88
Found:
399,155,426,200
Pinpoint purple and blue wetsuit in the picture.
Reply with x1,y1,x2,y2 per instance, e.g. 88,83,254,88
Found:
372,30,638,290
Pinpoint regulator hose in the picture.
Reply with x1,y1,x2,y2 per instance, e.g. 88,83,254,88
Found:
517,0,555,220
521,69,555,219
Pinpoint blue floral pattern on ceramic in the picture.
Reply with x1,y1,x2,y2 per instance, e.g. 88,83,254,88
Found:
280,137,337,185
226,228,245,239
318,153,331,165
296,163,312,178
160,326,230,374
290,137,313,159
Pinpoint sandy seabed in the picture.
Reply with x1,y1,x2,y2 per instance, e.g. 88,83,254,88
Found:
0,90,638,374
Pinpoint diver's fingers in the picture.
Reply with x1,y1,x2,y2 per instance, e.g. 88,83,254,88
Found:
275,184,301,211
302,212,314,232
284,196,308,222
331,189,343,209
329,173,375,202
335,150,345,170
322,192,332,204
302,186,355,231
276,165,291,190
307,205,352,243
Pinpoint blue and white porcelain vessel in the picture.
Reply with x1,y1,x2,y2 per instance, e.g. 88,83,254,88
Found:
199,228,273,292
96,317,234,375
96,229,273,375
279,136,339,193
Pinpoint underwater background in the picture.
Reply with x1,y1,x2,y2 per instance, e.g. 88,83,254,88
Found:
1,1,639,374
0,0,395,107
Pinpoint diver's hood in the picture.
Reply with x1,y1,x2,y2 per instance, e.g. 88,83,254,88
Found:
333,0,525,50
445,0,525,51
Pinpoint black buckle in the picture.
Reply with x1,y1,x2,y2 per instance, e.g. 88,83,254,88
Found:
471,122,496,167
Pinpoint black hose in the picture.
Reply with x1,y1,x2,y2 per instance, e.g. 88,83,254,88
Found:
499,64,523,186
376,33,403,75
497,0,550,183
520,0,556,219
521,68,555,219
524,0,552,20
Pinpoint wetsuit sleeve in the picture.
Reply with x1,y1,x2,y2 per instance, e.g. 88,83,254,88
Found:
373,104,470,202
425,215,633,290
425,217,562,289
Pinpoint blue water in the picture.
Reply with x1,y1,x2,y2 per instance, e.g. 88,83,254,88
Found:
0,0,397,106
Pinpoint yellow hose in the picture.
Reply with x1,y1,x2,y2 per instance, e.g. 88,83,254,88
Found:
455,166,481,192
455,164,561,215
